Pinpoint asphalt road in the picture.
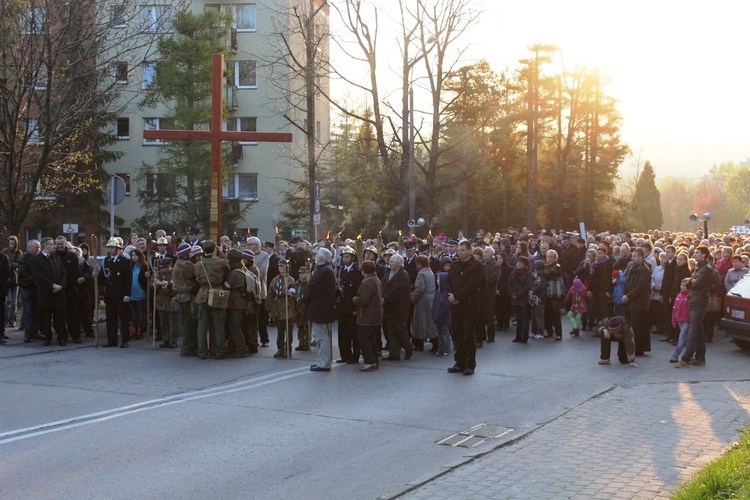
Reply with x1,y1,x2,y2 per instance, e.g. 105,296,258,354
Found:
1,319,748,499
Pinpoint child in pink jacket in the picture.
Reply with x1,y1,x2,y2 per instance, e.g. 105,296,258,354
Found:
566,278,588,337
670,278,691,363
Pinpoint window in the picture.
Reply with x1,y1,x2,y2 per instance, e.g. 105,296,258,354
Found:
225,117,257,144
114,62,128,84
227,60,256,88
223,174,258,201
112,4,127,28
144,173,175,198
115,173,131,194
233,4,257,31
27,118,40,144
205,4,256,31
141,5,173,33
116,118,130,139
22,7,45,35
143,118,175,145
142,62,156,88
24,174,53,200
316,120,321,143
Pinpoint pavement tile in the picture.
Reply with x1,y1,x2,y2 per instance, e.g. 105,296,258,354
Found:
401,381,750,499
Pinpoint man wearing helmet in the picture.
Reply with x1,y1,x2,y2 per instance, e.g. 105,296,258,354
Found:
101,238,132,348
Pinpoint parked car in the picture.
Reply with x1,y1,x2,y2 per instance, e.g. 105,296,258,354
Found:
721,273,750,351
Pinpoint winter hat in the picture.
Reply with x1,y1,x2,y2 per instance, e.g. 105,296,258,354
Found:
607,317,623,334
573,278,586,293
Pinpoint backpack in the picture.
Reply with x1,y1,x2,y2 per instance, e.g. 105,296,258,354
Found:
233,268,258,302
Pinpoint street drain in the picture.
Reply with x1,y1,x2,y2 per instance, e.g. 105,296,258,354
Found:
437,423,513,448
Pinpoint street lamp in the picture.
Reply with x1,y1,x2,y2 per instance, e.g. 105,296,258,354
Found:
689,212,712,236
407,217,426,229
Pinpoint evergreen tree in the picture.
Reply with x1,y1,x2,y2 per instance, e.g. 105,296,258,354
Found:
135,9,232,234
630,161,663,230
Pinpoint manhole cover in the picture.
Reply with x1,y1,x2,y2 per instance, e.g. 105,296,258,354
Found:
468,424,513,439
438,423,513,448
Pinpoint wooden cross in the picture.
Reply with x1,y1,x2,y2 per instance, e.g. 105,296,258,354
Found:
143,53,293,242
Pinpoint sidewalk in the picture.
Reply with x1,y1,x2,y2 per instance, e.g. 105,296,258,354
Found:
398,379,750,499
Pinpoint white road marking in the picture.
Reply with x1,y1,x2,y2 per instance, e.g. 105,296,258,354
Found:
0,366,311,445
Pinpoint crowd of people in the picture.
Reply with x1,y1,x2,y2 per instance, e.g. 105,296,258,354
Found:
1,226,748,374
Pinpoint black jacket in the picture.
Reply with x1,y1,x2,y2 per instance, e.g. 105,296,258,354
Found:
623,261,651,311
17,252,36,289
29,252,67,309
0,253,8,298
304,263,336,323
337,263,362,315
382,267,411,321
102,254,133,300
56,248,81,294
445,257,483,313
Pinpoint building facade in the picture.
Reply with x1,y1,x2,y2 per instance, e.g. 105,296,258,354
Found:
105,0,329,243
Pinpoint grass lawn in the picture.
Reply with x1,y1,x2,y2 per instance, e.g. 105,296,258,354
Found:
673,428,750,499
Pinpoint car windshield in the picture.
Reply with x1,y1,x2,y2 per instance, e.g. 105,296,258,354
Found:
729,274,750,297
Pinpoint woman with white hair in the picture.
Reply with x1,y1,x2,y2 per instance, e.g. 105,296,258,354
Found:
303,248,337,371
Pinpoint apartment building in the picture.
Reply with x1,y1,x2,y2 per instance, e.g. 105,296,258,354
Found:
106,0,329,242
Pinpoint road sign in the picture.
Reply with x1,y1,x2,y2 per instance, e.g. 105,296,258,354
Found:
63,223,79,234
105,175,127,205
291,228,308,238
313,213,321,226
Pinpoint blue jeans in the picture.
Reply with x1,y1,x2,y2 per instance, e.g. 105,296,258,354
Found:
20,287,38,338
681,305,706,362
129,300,147,331
436,323,451,355
672,322,690,359
5,286,18,326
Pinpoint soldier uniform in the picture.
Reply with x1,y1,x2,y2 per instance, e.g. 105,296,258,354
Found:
195,241,230,359
172,243,198,356
267,260,296,358
154,259,178,348
294,266,310,351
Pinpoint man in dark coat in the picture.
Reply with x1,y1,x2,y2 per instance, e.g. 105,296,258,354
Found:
446,240,483,375
304,248,336,371
381,253,412,361
55,236,82,343
101,238,132,348
622,248,652,355
18,240,41,342
660,244,678,342
336,246,362,364
28,237,67,346
0,249,8,343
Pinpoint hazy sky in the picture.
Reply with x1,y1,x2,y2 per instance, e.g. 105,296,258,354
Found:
330,0,750,179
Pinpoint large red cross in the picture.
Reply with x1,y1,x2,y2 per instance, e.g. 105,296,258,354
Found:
143,53,293,242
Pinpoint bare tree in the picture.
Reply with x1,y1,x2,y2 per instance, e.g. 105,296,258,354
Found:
410,0,478,227
0,0,180,235
265,0,331,237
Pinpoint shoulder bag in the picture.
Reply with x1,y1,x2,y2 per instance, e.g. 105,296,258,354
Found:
201,262,229,309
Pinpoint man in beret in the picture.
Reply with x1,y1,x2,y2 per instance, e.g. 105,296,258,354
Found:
172,242,198,356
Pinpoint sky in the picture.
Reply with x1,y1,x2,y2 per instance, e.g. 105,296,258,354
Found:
329,0,750,179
